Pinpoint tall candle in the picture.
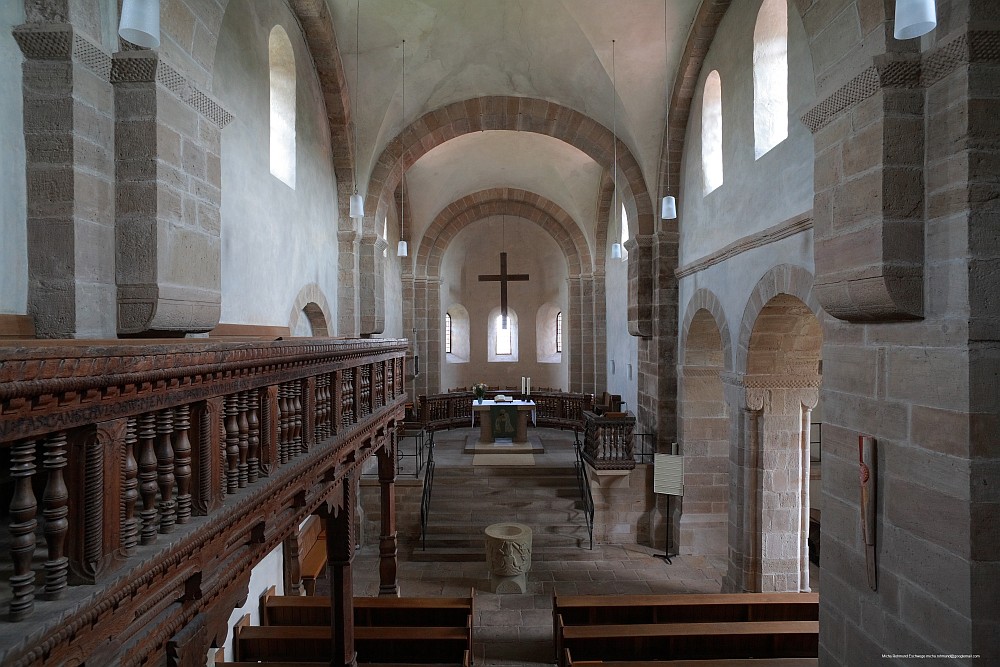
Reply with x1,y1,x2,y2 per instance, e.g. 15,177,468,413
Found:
527,377,531,395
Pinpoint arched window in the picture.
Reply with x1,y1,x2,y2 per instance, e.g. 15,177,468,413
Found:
446,304,470,363
620,203,630,260
753,0,788,158
488,307,519,363
269,26,296,188
702,70,723,195
536,302,562,363
382,216,388,257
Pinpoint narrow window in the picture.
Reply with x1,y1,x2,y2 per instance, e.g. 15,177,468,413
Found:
496,314,512,355
555,311,563,354
269,26,296,187
702,70,723,194
753,0,788,158
445,312,452,354
382,216,388,257
620,204,630,260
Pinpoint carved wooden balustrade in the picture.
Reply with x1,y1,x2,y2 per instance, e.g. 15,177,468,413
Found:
581,410,637,470
0,338,407,667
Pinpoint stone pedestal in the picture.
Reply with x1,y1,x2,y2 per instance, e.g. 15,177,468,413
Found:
484,522,532,593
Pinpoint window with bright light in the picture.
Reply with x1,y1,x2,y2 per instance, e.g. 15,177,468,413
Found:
702,70,723,194
446,305,470,363
488,307,518,362
556,311,562,353
536,302,562,364
620,203,630,260
269,26,296,188
753,0,788,159
445,312,452,354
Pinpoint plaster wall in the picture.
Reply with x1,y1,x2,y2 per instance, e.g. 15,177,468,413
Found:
605,248,638,412
0,3,27,315
439,218,568,392
212,2,339,328
221,543,284,661
678,0,815,265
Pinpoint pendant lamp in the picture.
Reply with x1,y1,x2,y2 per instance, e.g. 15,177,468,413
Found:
397,40,408,257
611,242,623,259
350,0,365,219
119,0,160,49
894,0,936,40
661,0,677,220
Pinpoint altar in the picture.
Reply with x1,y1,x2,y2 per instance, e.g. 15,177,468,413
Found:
472,399,536,444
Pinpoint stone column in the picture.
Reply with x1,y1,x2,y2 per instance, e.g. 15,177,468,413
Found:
111,50,231,336
579,274,595,394
359,234,386,335
338,227,359,336
376,438,399,596
592,269,608,394
566,276,583,392
326,477,357,667
425,278,442,394
14,23,116,338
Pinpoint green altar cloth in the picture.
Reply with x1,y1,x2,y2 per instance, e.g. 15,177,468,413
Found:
490,405,518,439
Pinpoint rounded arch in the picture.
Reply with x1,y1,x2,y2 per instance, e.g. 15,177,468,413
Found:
736,264,823,374
366,96,655,242
268,25,296,188
416,189,592,280
680,288,734,372
288,283,333,337
445,303,470,363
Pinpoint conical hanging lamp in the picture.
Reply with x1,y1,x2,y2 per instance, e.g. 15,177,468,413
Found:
397,40,408,257
349,0,365,219
661,0,677,220
610,40,624,260
119,0,160,49
894,0,936,40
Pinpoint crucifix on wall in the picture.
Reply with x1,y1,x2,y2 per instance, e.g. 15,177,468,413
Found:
478,251,529,329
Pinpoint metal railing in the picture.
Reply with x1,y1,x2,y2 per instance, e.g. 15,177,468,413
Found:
574,437,595,550
419,434,436,550
633,432,656,464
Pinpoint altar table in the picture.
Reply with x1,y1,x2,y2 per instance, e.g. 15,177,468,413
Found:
472,400,536,443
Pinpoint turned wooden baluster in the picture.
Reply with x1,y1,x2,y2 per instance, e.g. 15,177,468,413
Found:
277,384,289,464
42,431,69,599
342,369,354,425
173,406,193,524
9,438,38,620
247,390,260,484
156,408,176,534
292,382,303,458
237,391,249,487
121,417,139,554
315,374,326,441
224,394,240,494
138,413,159,544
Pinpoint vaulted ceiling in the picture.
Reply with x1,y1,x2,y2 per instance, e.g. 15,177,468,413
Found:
328,0,702,243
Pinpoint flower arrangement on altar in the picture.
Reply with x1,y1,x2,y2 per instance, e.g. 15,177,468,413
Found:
472,382,488,402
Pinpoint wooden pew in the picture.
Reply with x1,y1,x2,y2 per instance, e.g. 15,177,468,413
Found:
261,587,475,630
233,623,471,665
558,619,819,663
554,593,818,665
564,651,818,667
298,516,327,595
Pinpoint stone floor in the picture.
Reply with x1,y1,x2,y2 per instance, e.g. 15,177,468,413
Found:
350,427,733,666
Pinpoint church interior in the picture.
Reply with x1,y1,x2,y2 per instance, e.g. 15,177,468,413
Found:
0,0,996,665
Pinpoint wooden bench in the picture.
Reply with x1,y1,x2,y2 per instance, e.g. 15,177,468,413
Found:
233,623,471,665
298,515,327,595
564,652,818,667
558,620,819,663
261,587,475,633
554,593,819,665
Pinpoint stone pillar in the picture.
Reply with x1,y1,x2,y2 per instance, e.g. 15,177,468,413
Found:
14,23,116,338
400,272,417,401
111,50,230,336
723,374,818,593
425,278,441,394
567,276,583,392
338,227,359,336
376,438,399,596
579,274,595,394
326,477,357,667
359,234,386,335
592,269,608,394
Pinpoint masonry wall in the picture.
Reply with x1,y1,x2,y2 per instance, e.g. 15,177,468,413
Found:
606,244,640,413
0,2,27,315
211,2,340,329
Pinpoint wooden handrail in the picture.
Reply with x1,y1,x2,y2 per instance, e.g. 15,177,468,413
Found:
0,337,408,667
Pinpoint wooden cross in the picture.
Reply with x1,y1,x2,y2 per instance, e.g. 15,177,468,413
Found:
478,252,529,328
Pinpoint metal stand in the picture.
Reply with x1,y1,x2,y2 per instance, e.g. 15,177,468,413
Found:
656,494,673,564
